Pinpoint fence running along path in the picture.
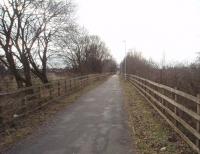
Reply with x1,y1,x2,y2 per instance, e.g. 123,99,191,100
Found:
0,74,110,132
125,74,200,153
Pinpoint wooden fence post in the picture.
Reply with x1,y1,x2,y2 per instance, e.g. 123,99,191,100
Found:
174,87,178,127
80,79,82,89
70,79,72,90
39,86,41,98
144,79,146,95
64,80,67,93
196,94,200,148
86,76,89,85
49,85,52,98
160,88,165,114
0,105,3,127
6,82,9,92
58,81,60,96
73,79,76,91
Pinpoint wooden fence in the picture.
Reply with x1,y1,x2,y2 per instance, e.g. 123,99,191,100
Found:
126,74,200,153
0,74,110,132
0,76,69,92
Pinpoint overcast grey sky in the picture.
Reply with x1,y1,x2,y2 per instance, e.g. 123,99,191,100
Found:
75,0,200,64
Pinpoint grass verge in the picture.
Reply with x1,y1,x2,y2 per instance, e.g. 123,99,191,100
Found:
0,78,108,152
121,79,196,154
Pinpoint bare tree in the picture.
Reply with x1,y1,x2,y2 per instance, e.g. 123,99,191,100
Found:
0,0,75,87
57,26,89,73
120,50,200,95
25,0,75,83
58,29,115,74
84,35,110,73
0,60,6,77
0,0,30,87
102,57,117,72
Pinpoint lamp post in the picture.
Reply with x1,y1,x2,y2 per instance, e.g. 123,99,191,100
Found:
123,40,127,80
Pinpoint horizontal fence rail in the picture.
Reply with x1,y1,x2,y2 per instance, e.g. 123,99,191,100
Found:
125,74,200,153
0,74,110,132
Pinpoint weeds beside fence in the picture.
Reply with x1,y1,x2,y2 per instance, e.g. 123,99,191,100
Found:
0,75,70,92
0,74,110,132
125,74,200,153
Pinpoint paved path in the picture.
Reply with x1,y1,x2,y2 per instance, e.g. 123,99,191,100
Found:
6,75,135,154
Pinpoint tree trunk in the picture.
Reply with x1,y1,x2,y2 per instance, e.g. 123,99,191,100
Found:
6,51,25,88
41,74,48,84
22,55,32,87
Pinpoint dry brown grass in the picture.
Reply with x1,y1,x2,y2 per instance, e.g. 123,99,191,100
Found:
0,73,72,92
121,79,196,154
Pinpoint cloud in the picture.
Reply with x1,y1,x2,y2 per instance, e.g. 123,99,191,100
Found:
75,0,200,64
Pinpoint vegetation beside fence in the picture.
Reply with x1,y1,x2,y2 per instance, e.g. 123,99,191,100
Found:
125,74,200,153
120,51,200,96
122,79,193,153
0,74,110,132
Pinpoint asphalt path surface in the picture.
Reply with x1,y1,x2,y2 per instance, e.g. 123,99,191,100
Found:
6,75,135,154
